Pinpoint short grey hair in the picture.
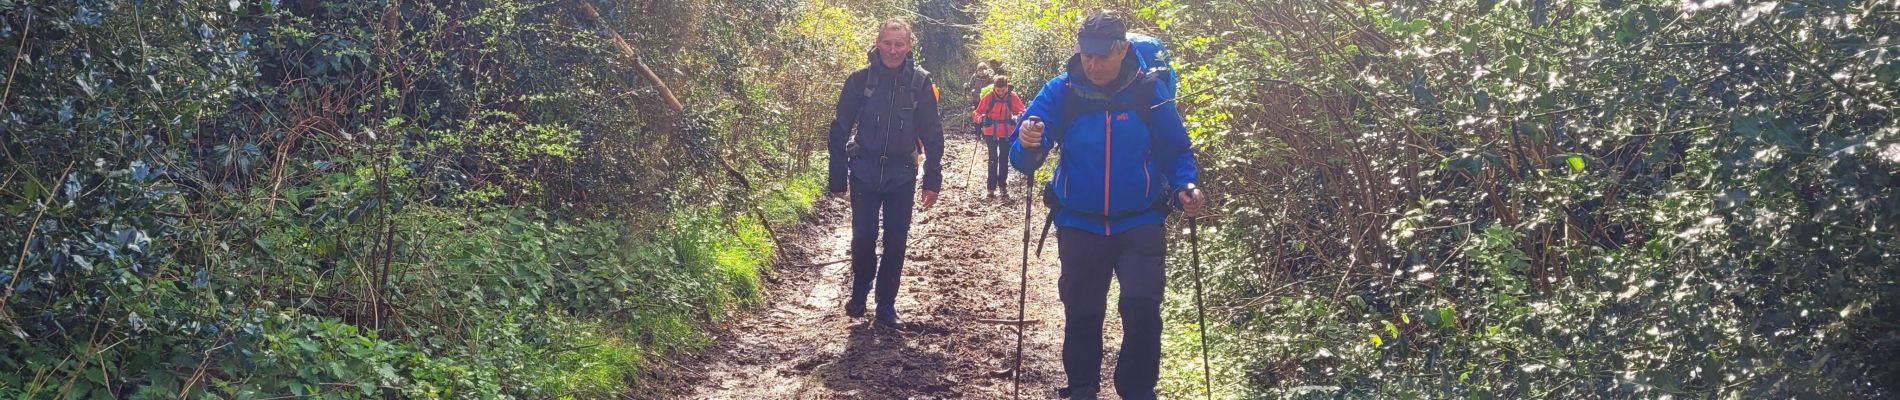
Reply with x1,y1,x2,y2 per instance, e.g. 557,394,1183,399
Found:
878,18,915,43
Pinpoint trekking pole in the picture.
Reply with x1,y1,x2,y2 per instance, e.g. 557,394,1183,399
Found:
1012,123,1038,400
1187,199,1213,400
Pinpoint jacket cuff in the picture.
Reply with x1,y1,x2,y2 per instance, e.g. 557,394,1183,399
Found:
827,166,847,193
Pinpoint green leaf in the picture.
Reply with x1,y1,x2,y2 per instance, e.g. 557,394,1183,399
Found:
84,367,106,385
1479,0,1499,14
22,177,43,202
64,384,91,400
1716,188,1750,210
1438,307,1457,329
1567,154,1585,173
295,339,320,353
1877,61,1900,83
1502,55,1524,75
1369,334,1384,347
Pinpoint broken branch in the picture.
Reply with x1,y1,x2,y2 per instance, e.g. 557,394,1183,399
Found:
576,2,684,113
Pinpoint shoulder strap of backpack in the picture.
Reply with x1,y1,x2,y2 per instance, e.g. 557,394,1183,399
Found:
1125,71,1161,125
1054,71,1164,149
903,66,929,107
985,88,1007,118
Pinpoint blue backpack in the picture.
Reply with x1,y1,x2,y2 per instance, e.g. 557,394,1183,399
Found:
1051,32,1176,138
1127,33,1176,96
1050,32,1177,142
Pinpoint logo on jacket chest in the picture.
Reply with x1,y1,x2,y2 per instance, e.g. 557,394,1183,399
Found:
1115,112,1131,122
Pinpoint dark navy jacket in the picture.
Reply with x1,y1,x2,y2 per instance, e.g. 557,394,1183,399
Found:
1011,53,1199,236
827,50,945,194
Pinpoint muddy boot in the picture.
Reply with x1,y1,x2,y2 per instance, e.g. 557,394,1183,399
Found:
845,295,867,317
874,305,901,328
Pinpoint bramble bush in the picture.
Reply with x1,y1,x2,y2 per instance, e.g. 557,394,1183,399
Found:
0,0,899,397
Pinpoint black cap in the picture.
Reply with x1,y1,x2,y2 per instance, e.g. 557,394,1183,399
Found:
1076,10,1127,55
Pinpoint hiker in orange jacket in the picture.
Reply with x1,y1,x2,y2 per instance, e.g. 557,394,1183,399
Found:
973,75,1026,198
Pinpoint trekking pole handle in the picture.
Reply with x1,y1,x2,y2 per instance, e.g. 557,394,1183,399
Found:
1021,116,1045,149
1174,183,1203,217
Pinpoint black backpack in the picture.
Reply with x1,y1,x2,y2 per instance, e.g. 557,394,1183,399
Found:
844,63,931,165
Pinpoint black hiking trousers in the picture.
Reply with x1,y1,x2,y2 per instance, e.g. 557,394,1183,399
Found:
1056,224,1166,399
986,135,1011,192
848,178,915,309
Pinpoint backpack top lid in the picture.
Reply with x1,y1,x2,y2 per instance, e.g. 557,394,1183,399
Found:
1126,32,1175,95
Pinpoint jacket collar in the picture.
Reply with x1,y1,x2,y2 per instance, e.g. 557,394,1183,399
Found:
867,47,917,73
1063,52,1143,101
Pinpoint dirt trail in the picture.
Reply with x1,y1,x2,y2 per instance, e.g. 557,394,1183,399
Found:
647,130,1136,399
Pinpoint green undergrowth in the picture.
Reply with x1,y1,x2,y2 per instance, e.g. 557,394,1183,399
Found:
0,176,821,398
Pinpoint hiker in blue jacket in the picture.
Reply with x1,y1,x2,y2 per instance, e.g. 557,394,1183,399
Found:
1010,10,1205,400
828,18,945,328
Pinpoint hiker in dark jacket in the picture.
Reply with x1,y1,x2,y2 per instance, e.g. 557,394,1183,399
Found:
969,63,994,126
827,18,945,328
1011,10,1205,400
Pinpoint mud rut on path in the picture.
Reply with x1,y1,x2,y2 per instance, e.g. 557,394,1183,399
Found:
647,130,1139,399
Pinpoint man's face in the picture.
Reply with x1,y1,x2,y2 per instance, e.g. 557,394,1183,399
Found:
1081,41,1129,87
876,29,912,69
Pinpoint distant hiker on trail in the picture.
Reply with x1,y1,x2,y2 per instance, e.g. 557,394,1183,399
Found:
969,61,995,133
827,18,945,328
973,75,1026,198
1010,10,1205,400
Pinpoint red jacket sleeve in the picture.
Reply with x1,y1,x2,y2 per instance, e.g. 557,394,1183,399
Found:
1008,93,1026,118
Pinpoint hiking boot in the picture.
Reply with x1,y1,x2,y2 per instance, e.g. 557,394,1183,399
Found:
844,296,867,317
1056,386,1099,400
874,306,901,328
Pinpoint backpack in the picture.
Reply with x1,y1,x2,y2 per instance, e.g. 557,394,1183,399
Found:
1034,35,1179,248
844,60,933,166
1051,32,1175,144
978,86,1020,134
1126,32,1176,95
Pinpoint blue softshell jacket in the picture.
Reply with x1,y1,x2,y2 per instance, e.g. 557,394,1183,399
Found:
1011,53,1198,236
